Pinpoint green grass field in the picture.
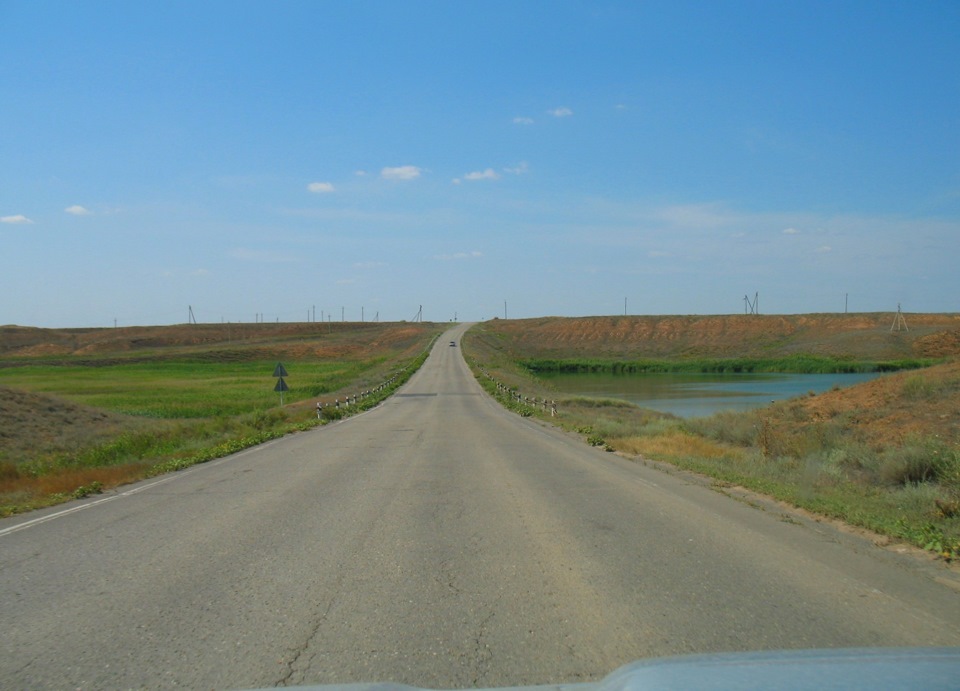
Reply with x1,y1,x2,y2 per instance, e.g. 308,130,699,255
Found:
0,359,377,418
0,322,441,515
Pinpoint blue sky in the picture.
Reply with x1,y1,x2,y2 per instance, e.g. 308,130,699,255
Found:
2,1,957,327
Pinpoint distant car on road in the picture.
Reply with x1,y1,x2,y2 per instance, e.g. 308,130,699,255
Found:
449,341,456,347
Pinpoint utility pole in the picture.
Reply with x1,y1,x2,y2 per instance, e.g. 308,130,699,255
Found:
891,303,909,332
504,301,508,319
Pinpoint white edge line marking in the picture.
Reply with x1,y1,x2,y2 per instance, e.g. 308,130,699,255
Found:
0,442,271,538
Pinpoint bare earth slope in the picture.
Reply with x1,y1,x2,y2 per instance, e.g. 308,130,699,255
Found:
783,359,960,448
0,387,140,462
482,313,960,360
0,321,432,361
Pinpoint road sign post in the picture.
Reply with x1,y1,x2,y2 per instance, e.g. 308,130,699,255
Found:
273,363,289,405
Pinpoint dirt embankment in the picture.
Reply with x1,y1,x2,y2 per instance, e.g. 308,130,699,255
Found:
786,359,960,448
0,322,435,363
0,386,144,465
481,313,960,361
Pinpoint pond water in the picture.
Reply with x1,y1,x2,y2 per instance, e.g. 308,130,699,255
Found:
535,371,884,419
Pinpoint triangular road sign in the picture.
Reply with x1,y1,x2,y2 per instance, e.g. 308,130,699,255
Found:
273,362,288,377
274,377,289,392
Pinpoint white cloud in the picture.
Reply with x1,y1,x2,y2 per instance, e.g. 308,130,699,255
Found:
381,165,422,181
307,181,335,194
463,168,499,182
548,106,573,117
815,245,832,253
65,205,91,216
1,214,33,224
513,116,534,125
456,164,524,184
782,227,800,234
354,261,387,269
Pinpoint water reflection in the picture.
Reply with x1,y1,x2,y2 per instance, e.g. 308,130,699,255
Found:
536,372,883,419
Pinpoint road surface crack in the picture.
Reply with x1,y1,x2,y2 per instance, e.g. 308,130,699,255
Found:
469,595,500,686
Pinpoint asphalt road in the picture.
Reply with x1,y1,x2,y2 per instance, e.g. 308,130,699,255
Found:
2,323,959,689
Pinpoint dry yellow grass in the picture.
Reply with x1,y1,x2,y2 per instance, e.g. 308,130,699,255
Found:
612,431,743,461
0,463,148,502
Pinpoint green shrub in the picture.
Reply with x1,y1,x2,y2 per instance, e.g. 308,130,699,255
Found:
321,406,344,421
879,440,958,488
250,407,287,431
72,481,103,499
685,410,759,447
637,417,684,437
